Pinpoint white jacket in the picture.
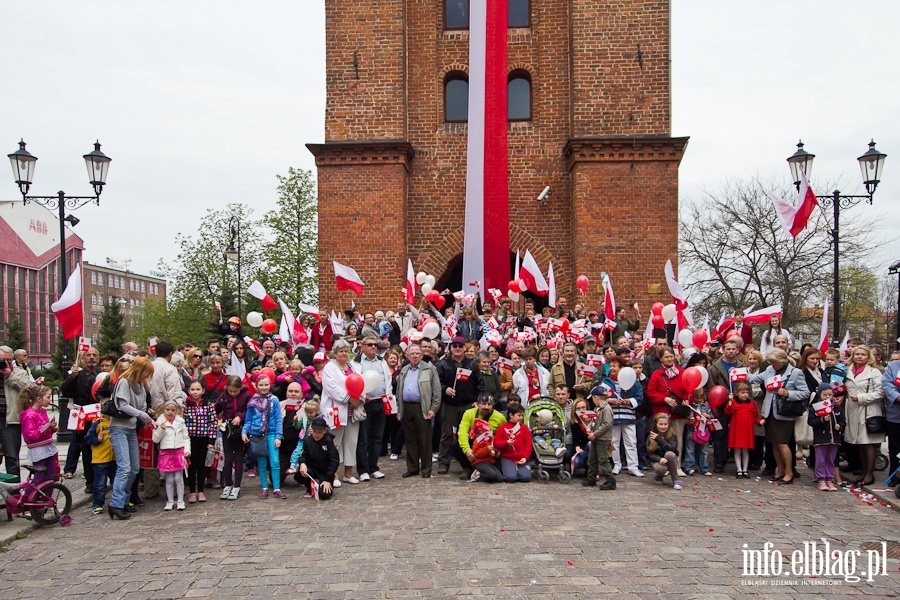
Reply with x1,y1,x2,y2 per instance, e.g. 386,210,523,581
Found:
319,360,362,429
512,365,550,408
152,415,189,451
844,365,886,445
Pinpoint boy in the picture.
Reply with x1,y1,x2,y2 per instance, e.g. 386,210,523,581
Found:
582,385,615,490
86,413,116,515
294,416,339,500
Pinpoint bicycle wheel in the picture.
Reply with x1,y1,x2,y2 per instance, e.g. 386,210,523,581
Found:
30,483,72,526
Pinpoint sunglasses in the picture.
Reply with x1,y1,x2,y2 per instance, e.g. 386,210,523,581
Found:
451,344,465,348
363,343,377,347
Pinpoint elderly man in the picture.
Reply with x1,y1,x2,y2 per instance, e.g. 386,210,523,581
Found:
396,344,441,478
1,346,31,479
61,346,99,492
395,301,420,335
259,339,276,366
12,349,34,383
708,338,746,473
122,341,139,356
293,416,339,500
436,336,485,475
354,336,393,481
550,342,587,401
279,381,306,482
610,307,640,344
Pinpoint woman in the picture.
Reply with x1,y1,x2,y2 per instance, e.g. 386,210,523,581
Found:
512,347,550,406
214,375,251,500
293,314,314,351
537,347,553,371
646,347,689,471
229,340,251,375
382,349,403,459
107,357,156,520
844,346,886,486
602,355,644,477
568,397,592,474
497,351,517,407
477,351,502,410
464,342,478,362
170,351,191,391
183,346,203,380
798,347,823,396
549,347,560,366
747,349,809,485
320,339,364,487
759,315,793,355
202,353,229,401
343,324,359,356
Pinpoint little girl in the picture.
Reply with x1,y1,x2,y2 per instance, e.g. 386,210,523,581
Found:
274,359,312,399
287,399,321,475
683,388,712,477
807,383,844,491
241,375,286,499
152,400,190,511
725,381,763,479
19,385,58,490
493,402,532,482
183,380,218,503
647,413,681,490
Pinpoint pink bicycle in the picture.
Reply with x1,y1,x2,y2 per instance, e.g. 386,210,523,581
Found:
0,464,73,526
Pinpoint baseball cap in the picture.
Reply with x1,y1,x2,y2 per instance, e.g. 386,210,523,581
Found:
310,416,329,431
313,352,327,363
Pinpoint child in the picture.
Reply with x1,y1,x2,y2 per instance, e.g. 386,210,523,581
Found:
568,398,592,474
582,386,615,490
295,416,339,500
807,383,844,491
493,402,532,482
725,381,763,478
18,385,59,491
647,413,681,489
274,359,312,400
152,400,191,511
183,380,218,503
287,400,321,475
85,377,116,515
683,388,712,477
241,375,286,499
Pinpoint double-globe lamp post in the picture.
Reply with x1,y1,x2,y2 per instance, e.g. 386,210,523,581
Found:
8,140,110,423
226,216,242,320
786,140,886,346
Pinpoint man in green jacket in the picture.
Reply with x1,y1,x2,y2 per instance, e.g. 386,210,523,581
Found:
456,394,507,482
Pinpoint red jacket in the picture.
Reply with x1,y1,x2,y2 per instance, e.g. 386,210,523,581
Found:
718,323,754,348
493,422,532,463
647,366,688,418
311,322,334,353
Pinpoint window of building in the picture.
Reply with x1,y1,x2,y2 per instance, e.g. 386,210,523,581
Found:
91,315,97,325
129,280,134,291
91,271,96,285
445,74,469,122
141,281,146,293
509,0,529,27
91,293,96,305
508,72,532,121
98,293,103,305
114,276,119,288
120,278,125,289
445,0,468,29
108,274,113,287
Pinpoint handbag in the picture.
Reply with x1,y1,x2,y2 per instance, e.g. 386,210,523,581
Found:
222,398,243,442
663,376,692,418
864,403,886,434
101,398,128,419
691,425,710,445
773,367,806,418
352,401,368,422
247,434,268,459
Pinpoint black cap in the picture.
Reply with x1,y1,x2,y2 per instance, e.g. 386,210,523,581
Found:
310,416,329,431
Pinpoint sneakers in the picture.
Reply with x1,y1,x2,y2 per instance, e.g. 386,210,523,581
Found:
628,468,645,478
197,492,207,502
220,486,232,500
677,469,687,477
92,506,104,515
359,473,371,482
469,471,480,482
432,453,439,463
372,471,385,479
687,469,696,476
259,489,269,499
555,447,566,457
333,479,342,488
176,501,186,511
286,464,299,475
611,465,621,475
703,472,712,477
164,502,174,511
187,493,197,504
826,481,837,492
673,480,683,491
272,489,287,499
389,454,399,461
247,468,257,477
818,481,829,491
228,487,240,500
342,476,360,485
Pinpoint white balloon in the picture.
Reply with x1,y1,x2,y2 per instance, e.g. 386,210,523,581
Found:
618,367,637,391
696,365,709,389
246,311,264,328
416,271,427,285
362,370,383,393
518,277,528,291
662,303,677,323
508,291,520,303
421,283,433,296
425,274,436,288
399,342,408,351
422,322,441,339
404,328,418,340
678,328,694,349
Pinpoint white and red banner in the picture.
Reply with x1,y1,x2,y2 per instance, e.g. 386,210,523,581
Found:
585,354,605,367
334,261,365,297
765,375,784,391
547,261,557,309
575,364,597,379
716,304,783,338
519,250,548,296
78,336,91,354
818,300,830,355
839,330,850,356
404,258,416,305
461,0,509,294
495,356,514,371
813,399,833,417
278,298,296,348
729,367,749,382
602,274,616,320
455,368,472,382
382,394,398,416
51,264,83,340
243,336,261,355
215,301,221,312
297,303,320,320
769,169,818,238
664,260,693,329
148,337,158,355
247,280,278,312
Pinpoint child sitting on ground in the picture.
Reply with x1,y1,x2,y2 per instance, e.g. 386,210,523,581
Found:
647,413,681,490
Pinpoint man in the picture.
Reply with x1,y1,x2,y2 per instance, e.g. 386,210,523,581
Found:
708,338,746,473
610,307,640,344
718,310,754,348
549,342,587,401
145,341,184,499
218,316,243,338
12,349,34,383
458,308,482,343
122,341,139,356
882,359,900,487
436,336,485,475
61,346,100,492
201,339,221,367
260,339,276,366
587,311,604,336
555,297,575,321
643,337,668,376
386,311,401,346
579,335,598,364
361,313,389,351
396,344,441,478
293,416,339,500
496,297,514,324
456,394,506,482
354,336,392,481
1,346,31,479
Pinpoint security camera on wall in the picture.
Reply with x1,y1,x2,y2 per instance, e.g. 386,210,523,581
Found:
537,185,550,203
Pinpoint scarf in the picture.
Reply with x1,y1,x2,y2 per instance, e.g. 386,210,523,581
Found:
665,366,680,379
248,394,272,434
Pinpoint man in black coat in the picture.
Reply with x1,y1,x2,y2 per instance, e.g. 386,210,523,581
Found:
435,336,485,476
61,347,99,492
294,417,339,500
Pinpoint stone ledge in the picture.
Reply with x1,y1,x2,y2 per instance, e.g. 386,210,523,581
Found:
564,135,690,170
306,140,415,170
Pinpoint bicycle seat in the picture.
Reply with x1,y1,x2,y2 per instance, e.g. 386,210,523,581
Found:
23,465,47,473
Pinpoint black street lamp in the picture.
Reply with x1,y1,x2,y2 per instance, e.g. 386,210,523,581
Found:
226,216,241,319
8,139,110,389
786,140,886,345
890,259,900,352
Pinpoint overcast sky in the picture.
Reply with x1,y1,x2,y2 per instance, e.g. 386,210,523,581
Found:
2,1,898,284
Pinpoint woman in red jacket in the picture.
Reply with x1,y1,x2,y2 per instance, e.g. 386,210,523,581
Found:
494,402,532,482
646,347,690,472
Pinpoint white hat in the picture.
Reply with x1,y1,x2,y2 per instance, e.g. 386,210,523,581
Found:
374,310,385,318
313,352,327,363
386,310,395,318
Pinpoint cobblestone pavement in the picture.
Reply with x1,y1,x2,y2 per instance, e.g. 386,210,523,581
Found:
0,458,897,599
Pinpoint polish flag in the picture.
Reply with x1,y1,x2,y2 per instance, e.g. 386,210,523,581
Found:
519,250,549,296
664,260,693,328
711,310,728,339
818,300,830,355
278,298,296,347
403,258,416,305
455,368,472,381
769,170,819,238
547,261,557,309
297,303,320,320
461,0,509,294
742,304,782,324
51,264,83,340
508,250,520,303
333,261,365,297
243,336,261,355
602,274,616,321
230,352,247,379
247,281,278,312
839,330,850,356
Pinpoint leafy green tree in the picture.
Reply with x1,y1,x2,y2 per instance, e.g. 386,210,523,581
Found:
133,297,210,348
97,298,126,355
2,309,28,352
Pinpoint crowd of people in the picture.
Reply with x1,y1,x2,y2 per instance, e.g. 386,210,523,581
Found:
0,293,899,515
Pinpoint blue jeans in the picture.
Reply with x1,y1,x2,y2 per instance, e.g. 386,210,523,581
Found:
92,461,116,508
500,458,532,482
256,436,281,490
108,426,140,509
683,425,709,473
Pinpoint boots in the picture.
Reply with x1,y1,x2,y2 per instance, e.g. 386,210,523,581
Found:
108,506,131,520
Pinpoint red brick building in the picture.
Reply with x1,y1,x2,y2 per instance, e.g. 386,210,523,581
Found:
82,261,167,343
309,0,688,312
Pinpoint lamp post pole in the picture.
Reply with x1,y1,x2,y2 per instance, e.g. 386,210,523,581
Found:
890,261,900,352
227,217,241,319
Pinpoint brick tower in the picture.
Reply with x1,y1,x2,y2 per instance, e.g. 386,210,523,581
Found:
309,0,688,314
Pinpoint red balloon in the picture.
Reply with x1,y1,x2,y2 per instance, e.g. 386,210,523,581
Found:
651,314,665,329
434,295,446,309
345,373,365,398
576,275,589,294
258,367,277,384
91,379,103,400
682,367,703,394
261,318,278,334
508,280,520,294
425,290,440,304
692,330,709,348
651,302,665,316
708,385,729,409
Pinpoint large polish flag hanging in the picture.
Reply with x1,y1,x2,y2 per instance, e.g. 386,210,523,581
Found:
461,0,509,293
519,251,549,296
547,262,557,309
769,170,819,238
51,264,83,340
334,261,365,297
248,281,278,312
403,258,416,305
818,300,830,354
